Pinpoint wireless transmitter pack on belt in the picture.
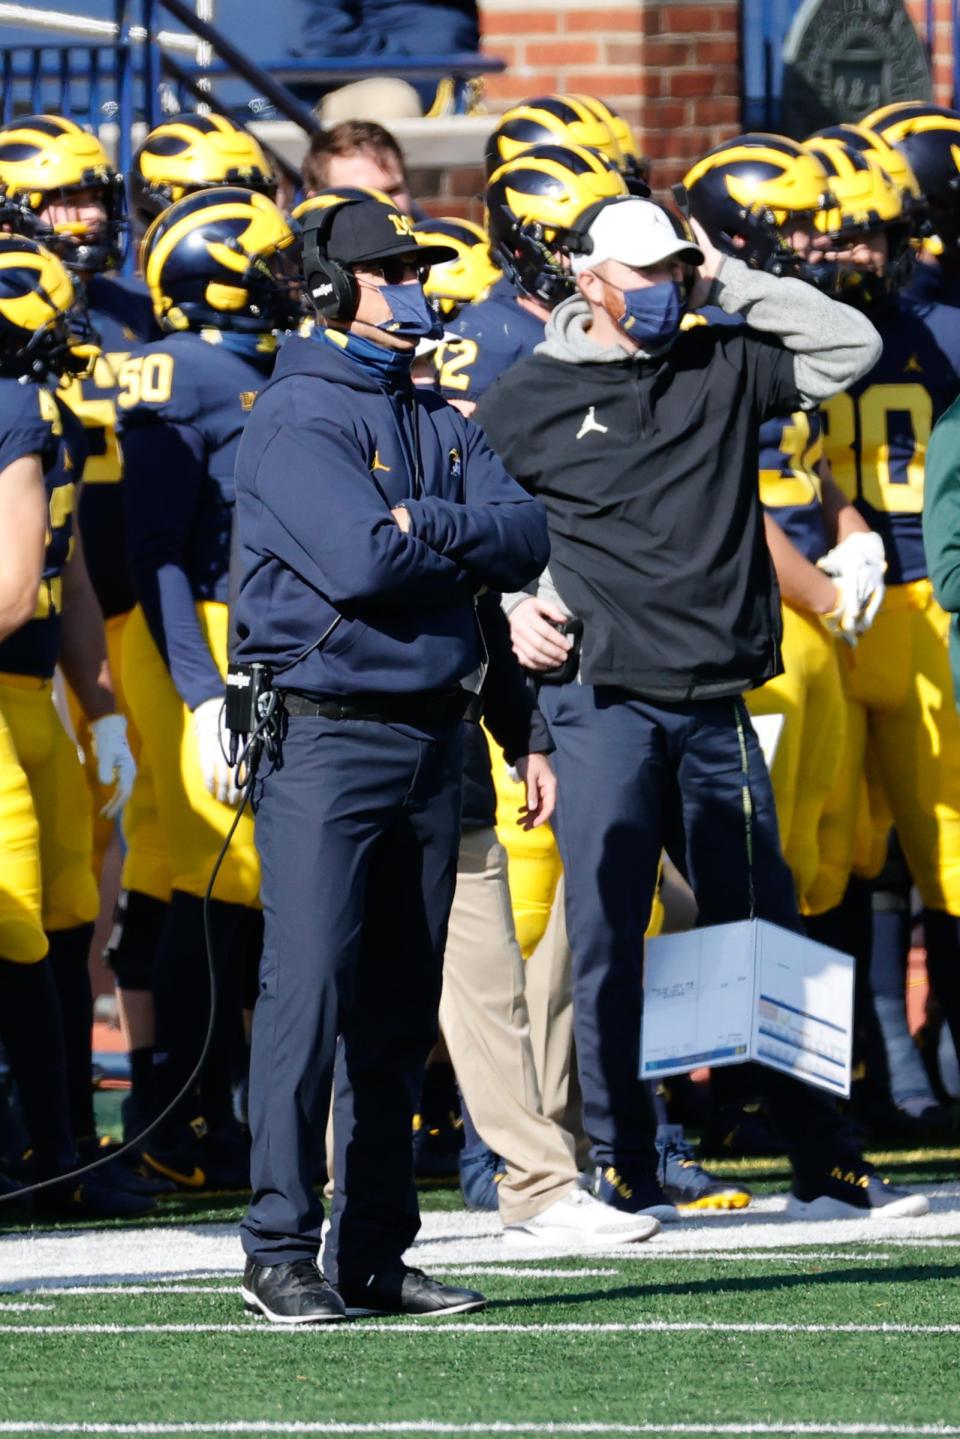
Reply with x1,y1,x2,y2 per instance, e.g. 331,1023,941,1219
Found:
225,660,276,768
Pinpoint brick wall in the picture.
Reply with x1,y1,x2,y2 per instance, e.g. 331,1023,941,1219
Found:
904,0,954,107
478,0,742,195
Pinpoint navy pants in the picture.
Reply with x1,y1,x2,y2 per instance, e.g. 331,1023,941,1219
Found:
240,715,462,1284
537,684,858,1176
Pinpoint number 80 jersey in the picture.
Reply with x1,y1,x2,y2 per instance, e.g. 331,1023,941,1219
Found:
819,288,960,585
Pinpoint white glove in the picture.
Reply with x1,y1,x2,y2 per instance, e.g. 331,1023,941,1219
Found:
89,713,136,820
192,697,241,806
817,531,887,640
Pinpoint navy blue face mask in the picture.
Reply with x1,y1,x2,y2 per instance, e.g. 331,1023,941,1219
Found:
375,281,444,341
615,278,684,348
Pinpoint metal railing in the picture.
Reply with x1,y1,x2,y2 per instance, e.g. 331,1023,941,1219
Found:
0,2,504,135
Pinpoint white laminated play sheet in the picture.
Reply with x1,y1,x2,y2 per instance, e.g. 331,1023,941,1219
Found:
640,918,854,1096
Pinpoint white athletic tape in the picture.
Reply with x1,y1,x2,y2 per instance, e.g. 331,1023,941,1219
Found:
2,1320,960,1335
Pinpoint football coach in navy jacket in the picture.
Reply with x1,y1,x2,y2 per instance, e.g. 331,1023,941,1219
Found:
233,192,548,1323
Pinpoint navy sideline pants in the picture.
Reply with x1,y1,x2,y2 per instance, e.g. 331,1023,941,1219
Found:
537,684,858,1176
240,715,462,1283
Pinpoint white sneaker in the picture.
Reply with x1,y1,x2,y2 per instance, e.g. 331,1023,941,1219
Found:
503,1187,660,1250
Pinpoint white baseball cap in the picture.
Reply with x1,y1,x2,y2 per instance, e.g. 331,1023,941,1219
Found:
570,198,704,274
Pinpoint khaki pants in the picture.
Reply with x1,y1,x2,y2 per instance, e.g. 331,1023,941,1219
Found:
522,873,589,1167
440,827,578,1226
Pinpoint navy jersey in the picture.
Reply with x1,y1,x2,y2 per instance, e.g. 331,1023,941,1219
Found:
118,329,274,709
0,380,86,679
820,290,960,584
69,274,159,620
434,277,545,404
758,410,829,564
904,258,960,310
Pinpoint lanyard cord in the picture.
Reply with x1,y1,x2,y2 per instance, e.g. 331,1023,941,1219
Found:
733,697,757,921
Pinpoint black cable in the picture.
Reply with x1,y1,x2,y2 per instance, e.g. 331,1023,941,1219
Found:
0,700,276,1208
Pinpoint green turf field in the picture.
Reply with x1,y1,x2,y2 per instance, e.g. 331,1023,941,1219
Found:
2,1155,960,1437
1,1094,958,1436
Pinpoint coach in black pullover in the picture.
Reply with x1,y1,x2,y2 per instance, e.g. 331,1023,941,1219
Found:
476,196,921,1225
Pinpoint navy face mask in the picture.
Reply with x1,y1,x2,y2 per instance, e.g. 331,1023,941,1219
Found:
615,278,684,348
376,281,444,341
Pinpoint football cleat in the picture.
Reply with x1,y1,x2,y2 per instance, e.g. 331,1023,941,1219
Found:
786,1162,930,1219
459,1140,506,1212
412,1110,463,1182
594,1162,681,1223
655,1126,752,1212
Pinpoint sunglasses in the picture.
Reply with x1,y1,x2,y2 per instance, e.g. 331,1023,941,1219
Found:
355,257,431,285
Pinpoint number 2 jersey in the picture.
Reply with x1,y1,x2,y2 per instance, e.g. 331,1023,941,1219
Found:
117,328,275,711
820,285,960,585
435,276,545,404
0,378,86,678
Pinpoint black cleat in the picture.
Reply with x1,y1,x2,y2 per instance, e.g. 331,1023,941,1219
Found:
241,1258,347,1324
33,1167,156,1220
338,1264,486,1318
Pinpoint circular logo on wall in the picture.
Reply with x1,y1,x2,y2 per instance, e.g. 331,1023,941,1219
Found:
782,0,931,136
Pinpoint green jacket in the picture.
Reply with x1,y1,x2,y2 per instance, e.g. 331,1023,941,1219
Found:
924,393,960,704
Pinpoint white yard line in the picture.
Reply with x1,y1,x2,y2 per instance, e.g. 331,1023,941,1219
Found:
2,1186,958,1292
1,1423,960,1435
2,1319,959,1336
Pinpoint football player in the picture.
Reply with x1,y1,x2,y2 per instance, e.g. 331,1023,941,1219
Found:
129,111,276,235
484,94,626,181
413,217,500,320
434,142,628,416
797,128,960,1079
866,102,960,307
120,187,300,1188
0,114,170,1140
0,236,144,1213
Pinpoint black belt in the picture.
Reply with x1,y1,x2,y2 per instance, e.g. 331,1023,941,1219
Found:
280,687,476,727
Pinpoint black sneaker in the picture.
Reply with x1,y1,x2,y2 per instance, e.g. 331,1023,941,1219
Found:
241,1258,347,1325
338,1264,486,1317
786,1161,930,1220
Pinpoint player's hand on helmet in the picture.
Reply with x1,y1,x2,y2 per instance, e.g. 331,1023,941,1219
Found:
508,596,574,672
817,531,887,641
192,697,241,806
89,713,136,819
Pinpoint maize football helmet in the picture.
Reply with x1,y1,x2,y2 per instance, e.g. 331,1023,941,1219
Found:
567,94,651,195
130,112,276,231
486,142,628,306
412,217,500,316
679,133,832,273
140,187,300,333
0,234,97,381
810,122,921,207
863,101,960,256
0,114,127,272
485,94,623,178
802,134,912,307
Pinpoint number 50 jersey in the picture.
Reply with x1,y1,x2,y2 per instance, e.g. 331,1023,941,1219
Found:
820,287,960,584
